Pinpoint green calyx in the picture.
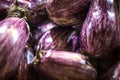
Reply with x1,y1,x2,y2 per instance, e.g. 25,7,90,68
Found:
7,2,36,21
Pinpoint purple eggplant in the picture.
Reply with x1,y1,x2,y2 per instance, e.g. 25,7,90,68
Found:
46,0,91,26
34,21,57,41
34,50,97,80
0,17,29,79
17,0,47,10
17,0,48,25
17,46,34,80
37,27,79,52
18,46,49,80
0,0,16,9
28,2,48,25
80,0,120,58
27,21,57,52
16,0,30,9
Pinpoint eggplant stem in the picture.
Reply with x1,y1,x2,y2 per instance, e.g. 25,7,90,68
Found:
7,3,36,21
31,56,40,65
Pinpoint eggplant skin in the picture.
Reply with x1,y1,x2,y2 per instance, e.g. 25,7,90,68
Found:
80,0,120,58
17,50,29,80
0,17,29,79
39,27,78,52
35,50,97,80
46,0,91,26
0,0,16,9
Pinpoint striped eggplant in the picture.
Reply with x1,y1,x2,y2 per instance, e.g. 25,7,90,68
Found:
17,0,47,10
34,50,97,80
17,46,34,80
80,0,120,59
34,20,57,41
28,20,57,52
0,0,16,9
46,0,91,26
17,0,48,25
0,17,29,79
38,27,79,52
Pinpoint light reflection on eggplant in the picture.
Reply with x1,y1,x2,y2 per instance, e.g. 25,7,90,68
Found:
80,0,120,59
0,0,16,9
0,17,29,79
17,46,34,80
34,50,97,80
37,27,79,52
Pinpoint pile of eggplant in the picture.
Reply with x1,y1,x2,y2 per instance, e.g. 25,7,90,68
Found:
0,0,120,80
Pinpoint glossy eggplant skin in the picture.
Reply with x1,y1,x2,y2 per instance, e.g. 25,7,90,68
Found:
17,0,47,10
0,17,29,79
35,50,97,80
28,21,57,52
46,0,91,26
80,0,120,59
17,46,34,80
38,27,79,52
34,21,56,41
17,50,29,80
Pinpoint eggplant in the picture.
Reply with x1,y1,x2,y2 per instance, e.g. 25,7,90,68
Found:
17,0,47,10
18,46,49,80
16,0,30,9
38,27,79,52
0,17,29,79
28,2,48,25
80,0,120,59
46,0,91,26
17,46,34,80
34,50,97,80
27,21,57,52
17,0,48,25
0,0,16,9
34,21,57,41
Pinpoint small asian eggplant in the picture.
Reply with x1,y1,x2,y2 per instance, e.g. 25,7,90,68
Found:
80,0,120,59
35,50,97,80
0,17,29,79
17,46,34,80
46,0,91,26
38,27,79,52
